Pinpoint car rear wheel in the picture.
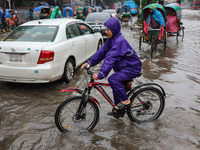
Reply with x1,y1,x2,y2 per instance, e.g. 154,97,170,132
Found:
63,58,75,83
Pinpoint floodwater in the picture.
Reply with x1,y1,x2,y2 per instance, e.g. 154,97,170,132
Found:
0,9,200,150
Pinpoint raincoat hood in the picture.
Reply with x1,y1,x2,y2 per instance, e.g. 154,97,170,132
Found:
104,17,121,38
50,6,62,19
55,6,60,11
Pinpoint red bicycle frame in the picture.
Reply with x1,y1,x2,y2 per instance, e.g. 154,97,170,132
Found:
61,81,115,107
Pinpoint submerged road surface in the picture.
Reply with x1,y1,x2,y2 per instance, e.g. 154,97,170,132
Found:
0,9,200,150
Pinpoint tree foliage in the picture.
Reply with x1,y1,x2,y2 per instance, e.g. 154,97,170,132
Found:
133,0,158,9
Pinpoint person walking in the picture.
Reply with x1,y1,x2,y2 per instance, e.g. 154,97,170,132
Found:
50,6,62,19
14,11,23,27
1,9,7,33
0,9,3,33
7,13,16,32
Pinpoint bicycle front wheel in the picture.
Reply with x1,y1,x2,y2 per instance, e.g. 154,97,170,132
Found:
55,96,99,132
127,87,165,123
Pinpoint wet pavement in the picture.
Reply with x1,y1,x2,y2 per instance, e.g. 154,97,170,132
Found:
0,9,200,150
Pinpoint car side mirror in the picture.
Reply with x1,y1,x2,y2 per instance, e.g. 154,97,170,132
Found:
94,28,100,33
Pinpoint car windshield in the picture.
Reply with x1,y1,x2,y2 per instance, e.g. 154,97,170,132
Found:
3,25,58,42
85,14,110,21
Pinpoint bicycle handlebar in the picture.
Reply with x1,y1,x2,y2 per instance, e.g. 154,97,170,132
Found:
84,64,93,76
148,27,161,31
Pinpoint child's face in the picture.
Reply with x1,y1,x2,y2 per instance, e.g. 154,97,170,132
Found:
105,28,113,38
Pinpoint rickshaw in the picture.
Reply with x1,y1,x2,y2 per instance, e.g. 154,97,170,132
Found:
165,3,184,42
94,6,102,12
63,7,73,18
121,4,132,24
76,7,86,20
139,3,167,59
117,7,123,20
86,6,95,14
124,0,138,16
33,6,51,20
76,6,94,21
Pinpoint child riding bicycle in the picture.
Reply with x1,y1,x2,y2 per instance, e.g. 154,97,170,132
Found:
81,17,142,116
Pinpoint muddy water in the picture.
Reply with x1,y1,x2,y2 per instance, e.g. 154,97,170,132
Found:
0,9,200,150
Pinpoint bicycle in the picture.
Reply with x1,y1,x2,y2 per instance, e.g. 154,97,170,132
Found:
55,65,166,132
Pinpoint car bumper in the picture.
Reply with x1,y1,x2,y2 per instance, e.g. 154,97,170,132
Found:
0,64,62,83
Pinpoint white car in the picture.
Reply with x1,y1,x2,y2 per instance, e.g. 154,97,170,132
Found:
0,18,103,83
102,9,117,18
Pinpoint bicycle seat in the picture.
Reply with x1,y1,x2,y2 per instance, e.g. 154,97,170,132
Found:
123,73,142,91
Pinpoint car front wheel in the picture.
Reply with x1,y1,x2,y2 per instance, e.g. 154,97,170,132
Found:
63,58,75,83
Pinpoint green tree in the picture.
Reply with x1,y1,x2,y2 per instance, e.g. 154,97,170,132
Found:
134,0,158,9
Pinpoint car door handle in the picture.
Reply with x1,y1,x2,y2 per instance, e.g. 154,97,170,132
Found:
84,38,88,41
72,42,75,46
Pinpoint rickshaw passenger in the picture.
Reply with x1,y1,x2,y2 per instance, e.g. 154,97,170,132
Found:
40,9,50,19
146,5,165,40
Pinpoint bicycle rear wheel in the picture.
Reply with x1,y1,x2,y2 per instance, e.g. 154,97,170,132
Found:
127,87,165,123
55,96,99,132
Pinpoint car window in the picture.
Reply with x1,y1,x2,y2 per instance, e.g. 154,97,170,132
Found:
66,24,81,39
77,23,93,35
3,26,58,42
85,14,110,21
102,10,116,14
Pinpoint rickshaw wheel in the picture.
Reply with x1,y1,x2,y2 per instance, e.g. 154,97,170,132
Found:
139,31,143,50
164,38,167,51
163,32,167,51
176,27,184,42
181,27,184,41
151,40,155,59
139,37,142,50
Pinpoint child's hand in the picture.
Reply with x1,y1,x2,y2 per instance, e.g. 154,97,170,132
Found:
92,73,98,80
81,63,88,69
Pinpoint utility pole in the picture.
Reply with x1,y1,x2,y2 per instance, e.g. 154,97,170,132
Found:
2,0,4,9
7,0,11,9
139,0,142,14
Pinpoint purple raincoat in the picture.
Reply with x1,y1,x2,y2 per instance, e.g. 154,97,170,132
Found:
88,17,142,104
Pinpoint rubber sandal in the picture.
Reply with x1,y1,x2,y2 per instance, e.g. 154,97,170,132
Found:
115,101,130,111
107,111,114,116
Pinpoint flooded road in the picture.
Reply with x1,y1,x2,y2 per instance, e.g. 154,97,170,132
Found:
0,9,200,150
